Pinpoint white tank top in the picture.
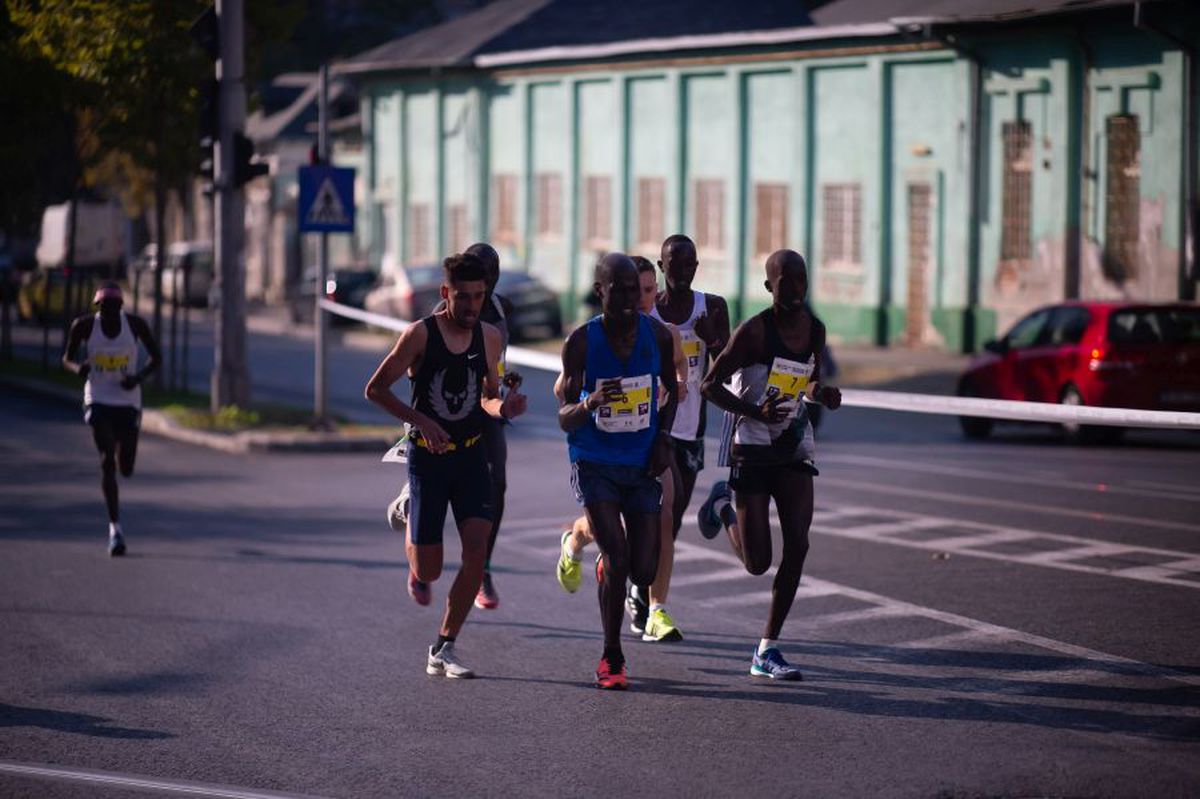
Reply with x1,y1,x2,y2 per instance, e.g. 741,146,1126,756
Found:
650,290,706,441
84,312,142,409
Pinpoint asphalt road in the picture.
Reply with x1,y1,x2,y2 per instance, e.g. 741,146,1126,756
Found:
3,341,1200,798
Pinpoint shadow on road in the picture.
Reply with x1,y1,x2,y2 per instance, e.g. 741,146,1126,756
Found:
0,703,173,740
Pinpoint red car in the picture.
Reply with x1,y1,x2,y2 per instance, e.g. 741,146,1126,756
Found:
957,301,1200,442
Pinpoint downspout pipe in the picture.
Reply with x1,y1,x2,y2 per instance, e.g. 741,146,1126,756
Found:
1134,1,1197,300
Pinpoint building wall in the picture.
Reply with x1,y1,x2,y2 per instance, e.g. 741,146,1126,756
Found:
357,25,1195,348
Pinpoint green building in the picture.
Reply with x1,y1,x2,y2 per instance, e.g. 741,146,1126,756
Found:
338,0,1199,350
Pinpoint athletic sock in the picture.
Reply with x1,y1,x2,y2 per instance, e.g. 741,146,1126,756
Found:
566,537,582,561
717,502,737,530
433,634,455,654
757,638,779,656
602,646,625,670
108,522,122,538
649,603,664,614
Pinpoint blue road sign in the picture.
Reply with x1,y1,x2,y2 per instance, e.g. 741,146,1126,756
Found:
298,166,355,233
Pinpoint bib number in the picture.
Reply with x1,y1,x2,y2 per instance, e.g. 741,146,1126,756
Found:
764,356,814,420
594,375,653,433
680,330,705,385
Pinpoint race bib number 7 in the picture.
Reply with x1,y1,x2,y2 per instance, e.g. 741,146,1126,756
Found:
595,374,653,433
680,330,705,385
764,356,814,420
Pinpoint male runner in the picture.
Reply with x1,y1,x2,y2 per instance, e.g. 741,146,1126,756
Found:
387,242,518,611
699,249,841,681
366,252,527,679
555,256,688,643
62,282,161,556
558,253,677,688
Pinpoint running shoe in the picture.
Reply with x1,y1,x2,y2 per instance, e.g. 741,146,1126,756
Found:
108,532,126,557
697,480,731,540
386,483,411,533
642,608,683,642
475,571,499,610
595,656,628,690
407,571,431,606
556,530,582,593
427,643,475,679
750,647,803,681
626,584,648,635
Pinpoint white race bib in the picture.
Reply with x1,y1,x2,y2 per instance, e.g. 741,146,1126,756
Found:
680,329,705,385
594,374,653,433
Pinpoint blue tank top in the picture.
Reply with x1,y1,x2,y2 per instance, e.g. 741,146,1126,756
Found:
568,314,660,466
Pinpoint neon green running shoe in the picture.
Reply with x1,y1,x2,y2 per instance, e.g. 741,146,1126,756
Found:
642,608,683,642
556,530,582,593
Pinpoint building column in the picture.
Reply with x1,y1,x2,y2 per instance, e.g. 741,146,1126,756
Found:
733,69,749,322
566,79,581,320
434,83,445,260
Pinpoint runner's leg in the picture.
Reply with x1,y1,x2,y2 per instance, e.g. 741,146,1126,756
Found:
586,501,630,655
115,421,139,478
442,518,490,637
90,414,119,524
483,421,506,566
732,481,773,576
648,462,679,605
764,469,813,639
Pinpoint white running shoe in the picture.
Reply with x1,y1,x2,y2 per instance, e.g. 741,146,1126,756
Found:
386,483,411,533
426,642,475,679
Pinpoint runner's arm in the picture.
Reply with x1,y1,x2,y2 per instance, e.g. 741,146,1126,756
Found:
125,315,162,387
649,319,679,476
364,323,451,450
482,323,526,420
61,316,92,377
700,318,786,423
698,294,731,353
670,324,688,403
557,327,594,432
804,318,841,410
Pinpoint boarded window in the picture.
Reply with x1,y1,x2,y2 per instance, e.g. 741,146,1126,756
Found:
694,179,724,252
1000,120,1033,263
491,175,518,244
535,172,563,237
821,183,862,267
754,183,788,257
584,175,612,246
636,177,666,247
1103,114,1140,282
447,204,469,254
408,203,431,261
905,181,933,344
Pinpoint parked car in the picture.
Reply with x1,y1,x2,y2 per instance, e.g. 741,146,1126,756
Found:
292,266,379,325
957,301,1200,443
364,264,562,342
161,242,215,307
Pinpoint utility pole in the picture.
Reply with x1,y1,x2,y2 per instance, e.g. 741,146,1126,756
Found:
211,0,250,411
314,64,330,426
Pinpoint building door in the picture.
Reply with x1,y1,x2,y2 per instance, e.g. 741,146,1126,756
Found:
905,181,933,345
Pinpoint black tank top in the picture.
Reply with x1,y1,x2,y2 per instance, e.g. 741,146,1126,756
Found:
758,307,817,365
411,316,487,442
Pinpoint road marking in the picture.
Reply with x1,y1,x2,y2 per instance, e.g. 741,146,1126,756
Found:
0,761,323,799
821,476,1200,534
823,452,1200,504
670,566,768,588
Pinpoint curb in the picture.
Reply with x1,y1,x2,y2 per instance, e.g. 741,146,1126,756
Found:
0,374,395,455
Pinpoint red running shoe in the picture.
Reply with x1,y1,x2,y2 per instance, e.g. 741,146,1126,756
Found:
474,571,499,610
595,656,628,690
408,571,431,606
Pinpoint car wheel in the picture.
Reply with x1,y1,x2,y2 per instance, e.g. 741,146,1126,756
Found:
957,381,993,440
1059,385,1122,444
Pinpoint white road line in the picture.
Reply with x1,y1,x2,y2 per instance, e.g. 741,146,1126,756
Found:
696,582,843,608
670,566,769,588
822,452,1200,504
817,517,951,540
895,630,996,650
1020,543,1134,564
821,476,1200,534
0,761,321,799
1129,478,1200,495
912,529,1039,551
794,605,913,629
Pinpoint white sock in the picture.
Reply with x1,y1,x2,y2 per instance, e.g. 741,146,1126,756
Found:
757,638,778,656
109,522,122,538
650,603,664,613
565,534,583,561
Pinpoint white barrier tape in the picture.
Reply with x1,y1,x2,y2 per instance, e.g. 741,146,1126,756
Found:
317,298,561,372
844,389,1200,430
319,299,1200,431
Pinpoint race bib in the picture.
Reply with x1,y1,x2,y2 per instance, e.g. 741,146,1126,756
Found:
594,374,653,433
680,330,705,385
764,356,814,420
93,353,131,373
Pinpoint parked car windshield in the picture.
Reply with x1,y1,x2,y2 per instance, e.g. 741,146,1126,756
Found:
406,265,442,286
1108,308,1200,345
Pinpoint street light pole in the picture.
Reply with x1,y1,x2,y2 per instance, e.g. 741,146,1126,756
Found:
212,0,250,411
314,63,330,426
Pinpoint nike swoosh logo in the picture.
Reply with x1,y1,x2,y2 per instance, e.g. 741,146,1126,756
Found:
467,353,479,359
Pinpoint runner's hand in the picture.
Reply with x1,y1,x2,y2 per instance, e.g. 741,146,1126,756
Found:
501,389,527,420
78,363,90,380
817,385,842,410
415,413,451,453
589,378,627,409
755,393,790,424
120,374,141,390
692,313,721,350
648,431,673,477
502,370,524,391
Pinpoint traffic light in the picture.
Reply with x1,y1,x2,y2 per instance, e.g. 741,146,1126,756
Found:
233,131,269,187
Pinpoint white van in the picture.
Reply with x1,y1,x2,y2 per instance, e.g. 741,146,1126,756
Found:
36,201,127,272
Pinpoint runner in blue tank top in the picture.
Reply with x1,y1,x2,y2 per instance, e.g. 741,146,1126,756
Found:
558,253,678,689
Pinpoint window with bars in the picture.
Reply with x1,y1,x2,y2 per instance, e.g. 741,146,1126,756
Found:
535,172,563,237
408,203,431,261
1103,114,1140,282
693,179,724,252
1000,120,1033,263
583,175,612,246
491,175,518,244
447,204,469,254
820,183,862,268
636,177,666,248
754,183,788,257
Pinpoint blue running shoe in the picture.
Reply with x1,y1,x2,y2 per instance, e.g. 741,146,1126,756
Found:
750,647,803,681
697,480,730,540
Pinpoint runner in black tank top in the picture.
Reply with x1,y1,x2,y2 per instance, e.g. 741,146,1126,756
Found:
366,252,528,679
701,249,841,682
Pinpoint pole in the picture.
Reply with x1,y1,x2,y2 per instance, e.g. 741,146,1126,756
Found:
211,0,250,412
314,63,330,426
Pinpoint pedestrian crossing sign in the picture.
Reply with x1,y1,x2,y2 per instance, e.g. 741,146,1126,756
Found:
298,166,355,233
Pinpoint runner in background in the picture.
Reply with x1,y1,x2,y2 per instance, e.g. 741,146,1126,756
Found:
699,249,841,681
62,283,161,557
